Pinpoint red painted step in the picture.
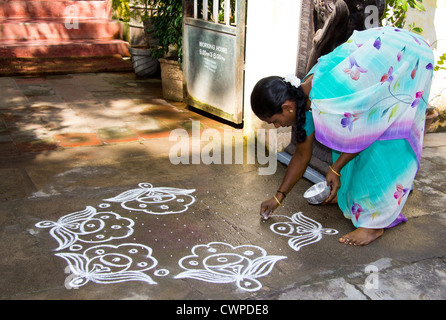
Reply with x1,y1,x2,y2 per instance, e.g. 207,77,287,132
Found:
0,18,122,41
0,39,129,58
0,0,128,62
0,1,109,19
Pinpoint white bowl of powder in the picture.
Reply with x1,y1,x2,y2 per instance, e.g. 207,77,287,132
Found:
303,181,330,205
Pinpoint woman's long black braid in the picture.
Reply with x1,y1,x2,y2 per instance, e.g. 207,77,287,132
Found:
283,80,307,143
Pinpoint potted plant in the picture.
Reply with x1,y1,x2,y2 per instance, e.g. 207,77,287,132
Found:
128,0,160,77
148,0,184,101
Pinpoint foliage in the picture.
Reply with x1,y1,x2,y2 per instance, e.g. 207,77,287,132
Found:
434,53,446,72
112,0,131,22
382,0,425,33
130,0,157,23
149,0,183,64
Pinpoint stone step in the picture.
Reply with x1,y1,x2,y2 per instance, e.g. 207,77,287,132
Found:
0,39,129,58
0,0,127,64
0,55,133,76
0,1,109,19
0,18,123,41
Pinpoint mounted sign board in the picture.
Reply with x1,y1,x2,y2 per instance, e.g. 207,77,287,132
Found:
183,1,246,125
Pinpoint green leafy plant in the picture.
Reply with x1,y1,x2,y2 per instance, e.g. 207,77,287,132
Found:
149,0,183,64
112,0,131,22
130,0,156,24
434,53,446,72
382,0,425,33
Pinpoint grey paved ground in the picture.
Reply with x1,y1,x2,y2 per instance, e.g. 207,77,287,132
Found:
1,73,446,301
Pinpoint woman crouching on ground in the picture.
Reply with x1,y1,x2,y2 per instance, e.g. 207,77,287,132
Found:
251,27,434,246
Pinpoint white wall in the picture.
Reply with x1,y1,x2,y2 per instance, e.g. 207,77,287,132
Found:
243,0,302,149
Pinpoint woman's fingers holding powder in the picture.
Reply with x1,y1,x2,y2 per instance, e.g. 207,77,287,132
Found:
259,198,279,220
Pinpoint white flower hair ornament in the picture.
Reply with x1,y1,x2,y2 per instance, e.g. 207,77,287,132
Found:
283,74,301,88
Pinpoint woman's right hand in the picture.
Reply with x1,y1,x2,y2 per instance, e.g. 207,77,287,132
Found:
323,168,341,205
259,197,280,220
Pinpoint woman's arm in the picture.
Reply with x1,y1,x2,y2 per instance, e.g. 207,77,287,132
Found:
259,132,314,219
277,132,314,196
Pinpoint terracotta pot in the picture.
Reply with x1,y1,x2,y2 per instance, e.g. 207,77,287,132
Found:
159,58,183,101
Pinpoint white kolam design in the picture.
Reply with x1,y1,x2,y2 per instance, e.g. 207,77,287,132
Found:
35,206,135,251
174,242,286,292
57,243,158,288
35,184,335,292
104,183,196,215
270,212,338,251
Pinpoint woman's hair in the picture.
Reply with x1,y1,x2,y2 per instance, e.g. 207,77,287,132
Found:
250,76,308,143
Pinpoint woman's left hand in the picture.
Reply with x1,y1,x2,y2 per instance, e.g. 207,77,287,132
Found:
323,169,340,204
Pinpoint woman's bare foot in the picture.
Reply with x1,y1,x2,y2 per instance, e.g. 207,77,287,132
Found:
338,228,384,246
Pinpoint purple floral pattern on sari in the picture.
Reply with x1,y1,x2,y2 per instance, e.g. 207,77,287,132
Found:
351,202,364,221
394,184,409,205
343,55,367,80
341,112,359,131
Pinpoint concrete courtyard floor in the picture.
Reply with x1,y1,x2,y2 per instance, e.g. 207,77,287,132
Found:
1,72,446,301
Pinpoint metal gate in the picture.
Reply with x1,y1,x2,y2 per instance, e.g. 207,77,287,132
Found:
183,0,247,124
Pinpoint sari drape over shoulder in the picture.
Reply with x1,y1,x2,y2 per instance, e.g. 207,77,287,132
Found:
306,27,434,228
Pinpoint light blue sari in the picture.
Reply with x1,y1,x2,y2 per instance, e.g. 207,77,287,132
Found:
305,27,434,228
